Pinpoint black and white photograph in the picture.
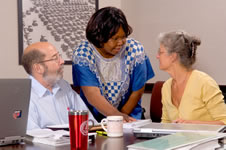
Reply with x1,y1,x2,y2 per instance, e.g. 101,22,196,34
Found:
18,0,98,64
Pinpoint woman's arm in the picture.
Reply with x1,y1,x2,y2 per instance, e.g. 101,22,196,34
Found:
121,86,145,115
81,86,136,122
160,83,171,123
202,78,226,125
173,119,225,125
173,76,226,125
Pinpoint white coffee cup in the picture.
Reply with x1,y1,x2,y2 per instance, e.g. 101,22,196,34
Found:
101,116,123,137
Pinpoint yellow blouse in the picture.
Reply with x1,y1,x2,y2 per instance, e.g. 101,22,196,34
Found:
161,70,226,124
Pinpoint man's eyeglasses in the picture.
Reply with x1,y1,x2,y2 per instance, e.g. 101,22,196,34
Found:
38,53,62,63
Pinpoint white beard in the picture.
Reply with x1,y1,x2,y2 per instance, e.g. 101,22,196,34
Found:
43,73,62,86
43,65,64,86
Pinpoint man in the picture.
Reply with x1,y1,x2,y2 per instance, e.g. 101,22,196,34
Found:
22,42,97,130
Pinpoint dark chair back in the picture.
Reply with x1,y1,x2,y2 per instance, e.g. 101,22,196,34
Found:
223,92,226,104
71,85,80,94
150,81,164,122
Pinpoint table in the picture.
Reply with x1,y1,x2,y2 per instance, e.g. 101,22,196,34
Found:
1,129,224,150
88,129,144,150
0,129,145,150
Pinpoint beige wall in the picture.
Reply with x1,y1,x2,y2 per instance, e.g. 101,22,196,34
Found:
121,0,226,84
0,1,25,78
1,0,226,85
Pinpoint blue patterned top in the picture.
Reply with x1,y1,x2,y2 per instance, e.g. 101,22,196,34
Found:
72,38,155,122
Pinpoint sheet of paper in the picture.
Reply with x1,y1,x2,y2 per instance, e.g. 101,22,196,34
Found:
26,129,70,146
46,124,69,130
127,132,225,150
47,122,102,131
123,119,151,129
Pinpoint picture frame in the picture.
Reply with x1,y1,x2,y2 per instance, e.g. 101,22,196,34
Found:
18,0,98,64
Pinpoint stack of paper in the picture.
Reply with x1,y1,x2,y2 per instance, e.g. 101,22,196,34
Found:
123,119,151,129
47,123,103,131
218,137,226,148
26,129,70,146
127,132,225,150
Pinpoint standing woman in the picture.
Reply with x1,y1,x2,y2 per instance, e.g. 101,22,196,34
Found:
72,7,155,122
157,30,226,125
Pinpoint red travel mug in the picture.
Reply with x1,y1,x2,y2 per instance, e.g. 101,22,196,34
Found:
68,110,89,150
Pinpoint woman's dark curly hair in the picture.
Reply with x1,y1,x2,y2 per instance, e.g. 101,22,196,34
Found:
86,7,133,48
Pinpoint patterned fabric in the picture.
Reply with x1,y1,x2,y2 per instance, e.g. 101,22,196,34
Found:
102,81,123,107
72,38,155,122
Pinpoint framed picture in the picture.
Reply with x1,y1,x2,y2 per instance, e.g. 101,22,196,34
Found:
18,0,98,64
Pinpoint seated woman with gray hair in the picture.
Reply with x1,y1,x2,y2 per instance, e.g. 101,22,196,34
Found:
156,30,226,125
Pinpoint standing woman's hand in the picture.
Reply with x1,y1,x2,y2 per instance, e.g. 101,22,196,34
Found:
120,113,136,122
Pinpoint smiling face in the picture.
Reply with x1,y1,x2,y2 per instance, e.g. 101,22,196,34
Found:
97,26,126,58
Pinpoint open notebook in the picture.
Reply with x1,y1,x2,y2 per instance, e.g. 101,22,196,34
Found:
133,122,226,139
0,79,31,146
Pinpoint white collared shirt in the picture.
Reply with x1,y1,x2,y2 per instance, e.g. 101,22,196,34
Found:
27,76,97,130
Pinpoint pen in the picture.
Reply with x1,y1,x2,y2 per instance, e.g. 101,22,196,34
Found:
96,131,107,136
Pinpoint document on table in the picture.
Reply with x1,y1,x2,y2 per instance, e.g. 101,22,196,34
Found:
176,140,222,150
26,129,70,146
46,119,152,130
47,123,103,131
123,119,151,129
47,124,69,130
127,132,226,150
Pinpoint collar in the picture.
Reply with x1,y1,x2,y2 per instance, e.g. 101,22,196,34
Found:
29,76,61,98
